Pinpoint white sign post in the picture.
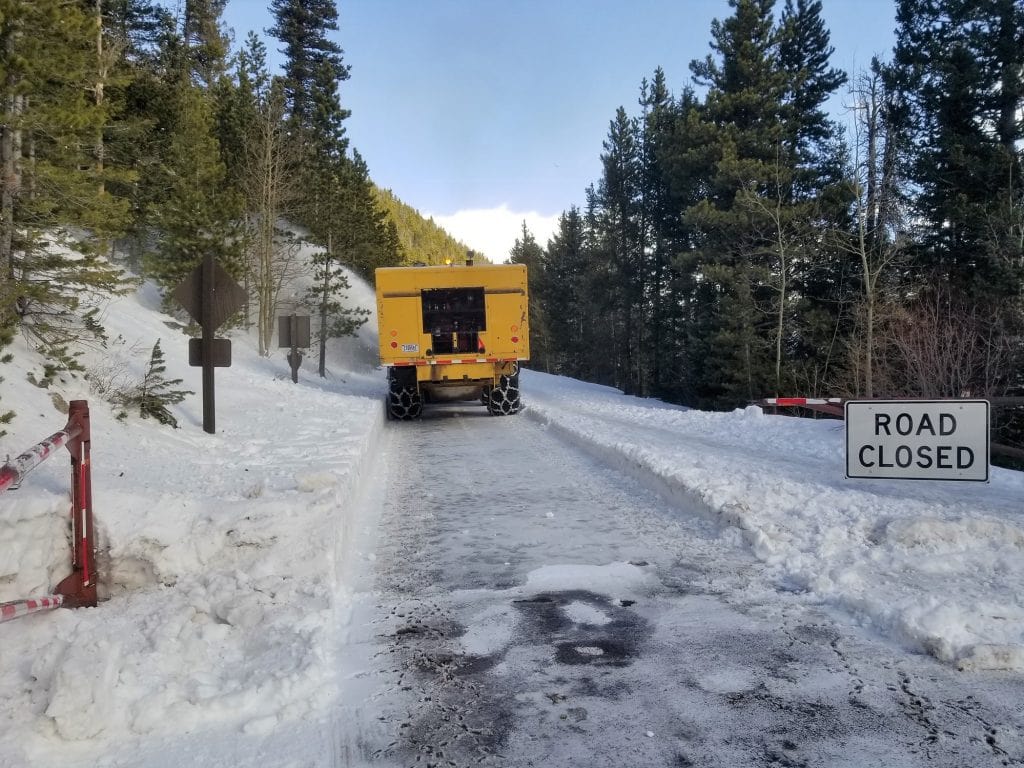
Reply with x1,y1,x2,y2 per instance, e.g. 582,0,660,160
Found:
845,400,990,482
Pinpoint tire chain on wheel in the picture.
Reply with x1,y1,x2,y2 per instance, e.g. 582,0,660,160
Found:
388,385,423,420
487,372,520,416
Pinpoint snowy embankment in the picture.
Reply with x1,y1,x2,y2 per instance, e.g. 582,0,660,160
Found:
521,371,1024,672
0,273,386,765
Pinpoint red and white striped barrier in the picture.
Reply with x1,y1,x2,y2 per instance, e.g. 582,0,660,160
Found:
758,397,845,418
0,428,74,493
762,397,843,407
1,400,97,610
0,595,64,623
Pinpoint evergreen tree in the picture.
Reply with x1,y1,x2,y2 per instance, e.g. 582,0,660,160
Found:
676,0,851,404
509,221,549,371
774,0,852,394
542,206,590,377
653,87,716,405
683,0,788,405
308,153,395,376
0,0,132,367
104,0,179,265
589,107,645,394
888,0,1024,300
306,230,370,377
777,0,847,188
182,0,230,89
267,0,349,142
638,68,686,399
144,75,243,299
123,338,192,427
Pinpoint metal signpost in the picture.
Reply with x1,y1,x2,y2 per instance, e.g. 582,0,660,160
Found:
172,253,247,434
845,400,990,481
279,314,311,383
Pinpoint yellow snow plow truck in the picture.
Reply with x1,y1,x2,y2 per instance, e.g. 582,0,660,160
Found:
375,260,529,419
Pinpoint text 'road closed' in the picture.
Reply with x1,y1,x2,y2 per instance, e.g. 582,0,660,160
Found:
845,400,989,482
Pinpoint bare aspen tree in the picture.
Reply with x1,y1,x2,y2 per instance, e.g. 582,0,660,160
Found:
840,61,906,398
240,80,303,356
878,288,1013,398
734,168,803,397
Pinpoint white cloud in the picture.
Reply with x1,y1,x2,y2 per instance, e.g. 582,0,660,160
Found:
430,205,560,263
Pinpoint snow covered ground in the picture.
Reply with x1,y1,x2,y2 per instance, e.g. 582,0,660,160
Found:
0,271,1022,767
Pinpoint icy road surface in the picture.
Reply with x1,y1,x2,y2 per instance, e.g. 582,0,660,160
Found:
336,404,1024,768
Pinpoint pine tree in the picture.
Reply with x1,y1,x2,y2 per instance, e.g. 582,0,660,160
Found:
542,206,590,376
682,0,788,405
126,338,192,427
182,0,230,89
267,0,349,143
589,107,645,394
509,221,549,371
104,0,178,266
638,68,686,399
0,0,133,369
306,229,371,377
144,75,243,299
307,154,395,376
676,0,851,404
777,0,847,187
773,0,852,395
653,86,716,405
888,0,1024,300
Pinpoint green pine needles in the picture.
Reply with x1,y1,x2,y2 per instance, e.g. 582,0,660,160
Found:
125,340,193,428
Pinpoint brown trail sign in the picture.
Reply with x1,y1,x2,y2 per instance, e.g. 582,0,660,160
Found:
172,253,247,433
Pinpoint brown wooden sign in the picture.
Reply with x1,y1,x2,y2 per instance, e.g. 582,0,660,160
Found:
173,261,247,330
278,315,311,348
188,338,232,367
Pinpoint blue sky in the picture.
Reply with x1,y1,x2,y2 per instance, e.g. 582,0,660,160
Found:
221,0,897,260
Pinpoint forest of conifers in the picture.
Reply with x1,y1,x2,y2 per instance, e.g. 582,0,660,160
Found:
0,0,1021,451
510,0,1022,432
0,0,403,406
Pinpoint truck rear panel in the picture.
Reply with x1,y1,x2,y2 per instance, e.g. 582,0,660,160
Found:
375,263,529,417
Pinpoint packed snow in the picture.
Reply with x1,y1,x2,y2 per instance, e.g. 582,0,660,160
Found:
0,266,1022,766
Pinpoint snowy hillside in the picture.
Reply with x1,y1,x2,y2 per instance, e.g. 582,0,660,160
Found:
1,268,1022,767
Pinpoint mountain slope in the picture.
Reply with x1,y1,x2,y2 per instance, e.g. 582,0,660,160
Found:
373,186,488,265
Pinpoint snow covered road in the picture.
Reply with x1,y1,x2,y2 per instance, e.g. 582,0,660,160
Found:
337,403,1024,767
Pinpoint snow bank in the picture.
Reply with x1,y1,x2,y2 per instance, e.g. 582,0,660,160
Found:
0,275,384,765
522,370,1024,671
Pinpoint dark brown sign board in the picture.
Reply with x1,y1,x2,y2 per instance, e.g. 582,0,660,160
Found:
188,338,232,367
173,262,247,330
278,315,311,348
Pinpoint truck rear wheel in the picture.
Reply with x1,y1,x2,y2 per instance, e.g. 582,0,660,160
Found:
388,385,422,420
487,371,521,416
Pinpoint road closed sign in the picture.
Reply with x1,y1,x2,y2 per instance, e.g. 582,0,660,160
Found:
845,400,990,481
